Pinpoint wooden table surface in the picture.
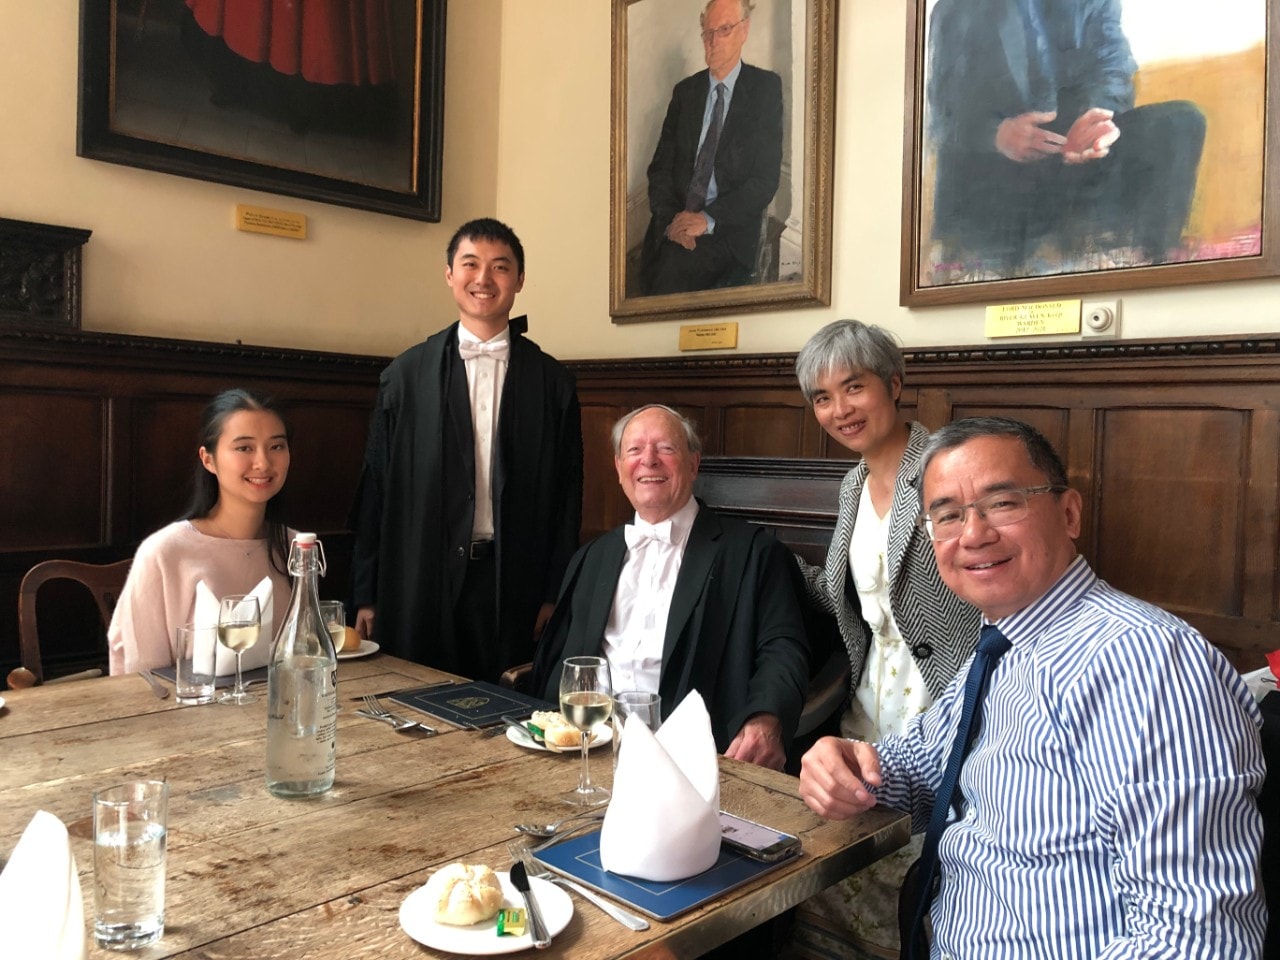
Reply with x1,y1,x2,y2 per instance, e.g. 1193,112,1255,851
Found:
0,654,908,959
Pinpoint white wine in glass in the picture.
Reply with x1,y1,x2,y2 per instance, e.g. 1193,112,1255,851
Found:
319,600,345,654
559,656,612,807
218,594,261,705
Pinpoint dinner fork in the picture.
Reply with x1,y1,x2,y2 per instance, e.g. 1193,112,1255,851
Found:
507,840,649,931
359,694,436,735
513,808,607,838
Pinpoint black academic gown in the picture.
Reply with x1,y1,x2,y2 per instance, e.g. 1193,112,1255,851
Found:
350,319,582,680
531,503,809,755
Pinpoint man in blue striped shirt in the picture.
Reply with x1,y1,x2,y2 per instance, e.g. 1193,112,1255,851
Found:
800,416,1266,958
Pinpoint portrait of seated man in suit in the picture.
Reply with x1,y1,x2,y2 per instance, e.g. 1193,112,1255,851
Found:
927,0,1206,279
531,404,809,771
638,0,784,296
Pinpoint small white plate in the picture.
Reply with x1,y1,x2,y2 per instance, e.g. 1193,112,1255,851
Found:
506,723,612,754
336,639,379,660
0,695,6,711
399,870,573,955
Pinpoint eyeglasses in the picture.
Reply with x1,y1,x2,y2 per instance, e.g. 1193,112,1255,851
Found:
701,18,745,42
915,485,1066,542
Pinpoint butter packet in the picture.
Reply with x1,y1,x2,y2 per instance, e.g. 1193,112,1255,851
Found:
496,907,527,936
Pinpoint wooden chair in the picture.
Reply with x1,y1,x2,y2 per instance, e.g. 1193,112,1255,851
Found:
8,558,131,689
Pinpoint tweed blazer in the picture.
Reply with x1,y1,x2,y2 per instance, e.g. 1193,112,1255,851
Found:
799,421,980,701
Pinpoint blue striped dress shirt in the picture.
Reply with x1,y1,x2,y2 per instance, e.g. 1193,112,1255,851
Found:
874,555,1267,958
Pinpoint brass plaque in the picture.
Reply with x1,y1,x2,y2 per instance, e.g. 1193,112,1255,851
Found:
985,299,1081,338
678,322,739,351
235,204,308,240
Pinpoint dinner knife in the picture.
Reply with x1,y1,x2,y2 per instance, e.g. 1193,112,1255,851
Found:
501,715,540,745
510,860,551,948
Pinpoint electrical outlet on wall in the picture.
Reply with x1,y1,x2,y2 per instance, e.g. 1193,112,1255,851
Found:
1081,300,1120,338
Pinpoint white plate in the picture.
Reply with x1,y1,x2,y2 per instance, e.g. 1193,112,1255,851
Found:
506,723,611,754
399,870,572,955
336,639,379,660
0,695,6,711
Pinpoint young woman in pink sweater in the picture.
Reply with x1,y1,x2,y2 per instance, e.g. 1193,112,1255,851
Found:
108,389,293,674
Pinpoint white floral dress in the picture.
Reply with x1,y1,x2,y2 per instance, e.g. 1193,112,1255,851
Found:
798,484,931,959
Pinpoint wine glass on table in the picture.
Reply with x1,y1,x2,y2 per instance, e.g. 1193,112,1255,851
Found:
217,595,261,705
559,656,613,807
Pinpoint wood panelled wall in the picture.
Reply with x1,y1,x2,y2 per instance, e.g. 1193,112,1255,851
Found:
2,326,1277,683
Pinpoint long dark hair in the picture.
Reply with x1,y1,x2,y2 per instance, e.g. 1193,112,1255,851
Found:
183,388,292,577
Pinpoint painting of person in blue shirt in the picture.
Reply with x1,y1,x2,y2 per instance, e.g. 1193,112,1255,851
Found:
799,416,1266,959
926,0,1206,279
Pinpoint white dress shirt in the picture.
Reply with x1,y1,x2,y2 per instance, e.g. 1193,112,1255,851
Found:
602,497,700,694
457,326,509,541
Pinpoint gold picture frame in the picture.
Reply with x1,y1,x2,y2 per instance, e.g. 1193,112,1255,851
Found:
78,0,445,221
901,0,1280,306
610,0,836,323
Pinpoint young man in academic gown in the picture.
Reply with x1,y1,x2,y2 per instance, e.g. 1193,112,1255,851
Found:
350,218,583,682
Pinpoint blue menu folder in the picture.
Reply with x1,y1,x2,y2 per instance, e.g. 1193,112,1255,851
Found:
535,829,798,921
388,680,554,728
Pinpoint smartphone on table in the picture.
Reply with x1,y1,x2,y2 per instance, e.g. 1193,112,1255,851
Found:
718,810,801,862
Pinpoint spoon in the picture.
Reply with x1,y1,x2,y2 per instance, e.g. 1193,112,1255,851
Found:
514,809,606,838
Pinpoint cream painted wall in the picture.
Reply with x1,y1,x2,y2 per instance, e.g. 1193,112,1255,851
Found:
0,1,504,357
500,1,1280,362
4,2,1276,361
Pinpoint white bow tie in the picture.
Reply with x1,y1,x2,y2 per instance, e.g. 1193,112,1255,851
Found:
625,519,674,550
458,339,509,361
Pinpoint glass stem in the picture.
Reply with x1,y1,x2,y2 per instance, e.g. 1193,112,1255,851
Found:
578,731,591,792
234,651,244,696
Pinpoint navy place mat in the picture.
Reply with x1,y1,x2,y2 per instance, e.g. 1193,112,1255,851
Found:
535,828,798,921
388,680,554,728
152,664,268,690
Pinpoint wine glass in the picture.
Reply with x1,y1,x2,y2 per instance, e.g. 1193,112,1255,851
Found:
559,656,613,807
217,594,261,705
319,600,345,654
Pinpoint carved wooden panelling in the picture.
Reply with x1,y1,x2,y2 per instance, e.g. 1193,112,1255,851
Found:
7,330,1280,682
722,404,809,457
1096,407,1246,620
0,391,104,549
129,397,208,538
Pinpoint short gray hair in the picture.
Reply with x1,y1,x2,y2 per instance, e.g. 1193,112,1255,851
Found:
611,404,703,456
920,417,1069,490
795,320,905,404
701,0,754,26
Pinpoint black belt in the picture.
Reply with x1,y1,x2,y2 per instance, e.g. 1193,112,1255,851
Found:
468,540,495,560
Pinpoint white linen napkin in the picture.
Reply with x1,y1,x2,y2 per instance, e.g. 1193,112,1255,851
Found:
193,577,274,675
0,810,88,960
599,690,720,881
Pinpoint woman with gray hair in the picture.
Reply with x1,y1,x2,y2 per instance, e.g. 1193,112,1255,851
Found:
792,320,978,958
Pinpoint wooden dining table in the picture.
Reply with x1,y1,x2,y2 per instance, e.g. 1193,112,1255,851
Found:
0,653,909,959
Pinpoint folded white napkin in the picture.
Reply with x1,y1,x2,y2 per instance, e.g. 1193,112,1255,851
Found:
0,811,88,960
599,690,720,881
193,577,274,675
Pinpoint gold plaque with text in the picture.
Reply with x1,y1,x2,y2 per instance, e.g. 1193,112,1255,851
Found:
235,204,308,240
984,299,1081,338
678,322,739,351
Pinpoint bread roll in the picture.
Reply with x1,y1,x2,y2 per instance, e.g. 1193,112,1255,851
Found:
425,863,505,926
531,710,586,749
340,625,361,652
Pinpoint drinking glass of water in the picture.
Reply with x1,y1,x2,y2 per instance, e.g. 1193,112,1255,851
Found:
218,594,261,705
93,779,168,950
559,656,613,807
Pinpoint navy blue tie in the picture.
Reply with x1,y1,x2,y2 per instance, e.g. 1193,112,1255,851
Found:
685,82,726,212
905,624,1012,960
